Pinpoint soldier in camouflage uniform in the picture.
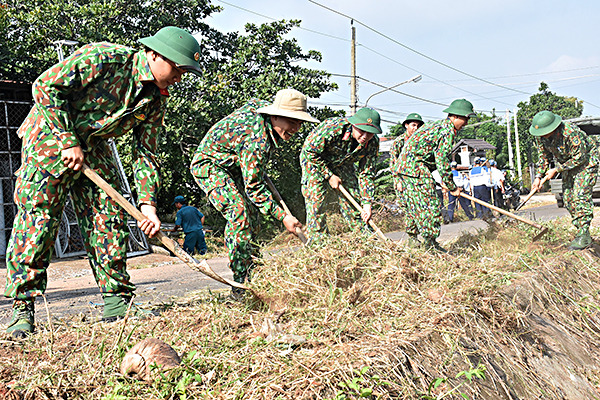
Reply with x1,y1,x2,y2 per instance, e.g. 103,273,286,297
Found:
300,108,381,242
191,89,319,298
389,113,424,234
396,99,475,252
4,27,202,338
530,110,599,250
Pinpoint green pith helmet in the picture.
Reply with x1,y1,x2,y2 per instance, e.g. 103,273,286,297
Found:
138,26,202,77
347,108,382,134
443,99,476,117
529,111,562,136
402,112,424,126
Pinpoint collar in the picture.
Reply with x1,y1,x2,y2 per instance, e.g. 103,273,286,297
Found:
134,50,169,96
265,116,279,148
342,123,353,141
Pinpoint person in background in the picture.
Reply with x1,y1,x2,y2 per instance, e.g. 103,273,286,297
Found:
447,161,475,222
469,157,492,219
530,110,599,250
390,113,425,238
4,26,203,338
172,195,207,256
489,160,505,209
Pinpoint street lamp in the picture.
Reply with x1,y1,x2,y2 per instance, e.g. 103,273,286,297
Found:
364,74,422,107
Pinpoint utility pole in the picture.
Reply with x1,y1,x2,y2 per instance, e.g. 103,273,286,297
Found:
350,20,357,116
513,109,522,182
506,109,514,174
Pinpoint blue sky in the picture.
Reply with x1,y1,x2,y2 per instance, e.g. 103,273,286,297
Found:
202,0,600,133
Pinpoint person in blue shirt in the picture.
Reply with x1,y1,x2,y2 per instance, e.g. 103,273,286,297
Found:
469,157,492,219
447,162,475,222
172,195,207,255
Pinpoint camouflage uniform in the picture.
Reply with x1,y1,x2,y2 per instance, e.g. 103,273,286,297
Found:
536,121,599,235
396,118,457,240
190,99,286,284
5,43,166,301
300,117,379,239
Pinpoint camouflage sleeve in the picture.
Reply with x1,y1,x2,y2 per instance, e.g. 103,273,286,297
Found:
357,138,380,204
535,139,551,177
556,127,589,173
301,124,334,181
132,100,165,206
434,127,457,191
239,131,286,221
389,137,403,177
31,46,112,151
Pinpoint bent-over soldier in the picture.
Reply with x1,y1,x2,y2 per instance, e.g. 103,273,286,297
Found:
5,27,202,338
300,107,381,242
530,110,599,250
397,99,475,252
191,89,319,299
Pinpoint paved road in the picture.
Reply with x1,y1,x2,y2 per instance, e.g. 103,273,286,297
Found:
0,198,574,328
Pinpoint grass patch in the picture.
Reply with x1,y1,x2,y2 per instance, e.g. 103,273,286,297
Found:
3,216,600,399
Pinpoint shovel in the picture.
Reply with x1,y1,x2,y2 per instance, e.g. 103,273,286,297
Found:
81,164,250,291
263,174,308,245
459,191,548,241
514,175,550,211
338,184,388,242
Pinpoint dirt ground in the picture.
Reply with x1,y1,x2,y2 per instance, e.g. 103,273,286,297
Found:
0,252,232,328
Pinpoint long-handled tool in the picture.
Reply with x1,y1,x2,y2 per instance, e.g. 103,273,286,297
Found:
459,191,548,241
263,174,308,245
514,176,549,211
338,184,388,242
81,164,250,291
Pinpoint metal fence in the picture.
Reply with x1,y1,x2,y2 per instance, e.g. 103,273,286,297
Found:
0,99,149,258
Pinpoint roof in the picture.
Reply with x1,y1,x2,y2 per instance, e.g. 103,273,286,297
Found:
451,138,496,154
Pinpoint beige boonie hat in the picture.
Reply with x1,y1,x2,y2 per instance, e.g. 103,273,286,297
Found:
257,89,320,123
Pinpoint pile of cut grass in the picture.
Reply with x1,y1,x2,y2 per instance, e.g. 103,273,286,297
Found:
2,216,600,399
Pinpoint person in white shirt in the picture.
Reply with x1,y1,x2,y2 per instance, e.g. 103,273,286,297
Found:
489,160,505,208
469,157,493,219
447,162,475,221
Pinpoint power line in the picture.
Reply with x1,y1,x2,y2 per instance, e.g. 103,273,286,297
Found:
308,0,530,96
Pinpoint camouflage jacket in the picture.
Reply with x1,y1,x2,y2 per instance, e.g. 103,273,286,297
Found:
396,118,457,191
389,135,406,178
300,117,380,204
17,42,167,206
191,99,286,221
536,121,599,176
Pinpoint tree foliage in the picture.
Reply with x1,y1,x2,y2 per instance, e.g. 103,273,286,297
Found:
516,82,583,166
1,1,340,234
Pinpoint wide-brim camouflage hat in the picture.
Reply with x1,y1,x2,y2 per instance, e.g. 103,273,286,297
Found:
347,107,382,134
529,110,562,136
256,89,320,123
402,112,424,126
443,99,476,117
139,26,202,77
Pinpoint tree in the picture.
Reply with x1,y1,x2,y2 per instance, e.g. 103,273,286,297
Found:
386,122,406,138
516,82,583,167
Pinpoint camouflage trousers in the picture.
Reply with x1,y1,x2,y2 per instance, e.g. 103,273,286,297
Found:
398,174,441,240
301,167,365,241
563,164,598,234
4,152,134,301
191,163,259,284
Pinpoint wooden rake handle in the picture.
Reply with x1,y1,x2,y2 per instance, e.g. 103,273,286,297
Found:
459,190,548,240
338,184,388,242
81,164,249,291
263,174,308,245
515,175,550,211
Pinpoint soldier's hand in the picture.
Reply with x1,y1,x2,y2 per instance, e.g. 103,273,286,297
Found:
450,187,462,197
531,177,541,192
328,174,342,190
545,168,558,181
361,204,372,223
282,214,302,235
62,145,84,171
139,204,161,238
